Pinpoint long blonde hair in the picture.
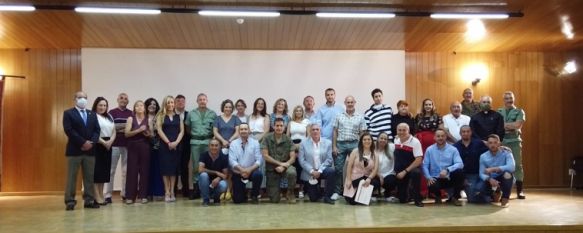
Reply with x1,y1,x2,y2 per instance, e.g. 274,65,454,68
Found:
291,105,305,121
156,95,175,124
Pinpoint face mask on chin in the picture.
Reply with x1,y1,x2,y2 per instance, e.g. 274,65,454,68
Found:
480,103,491,111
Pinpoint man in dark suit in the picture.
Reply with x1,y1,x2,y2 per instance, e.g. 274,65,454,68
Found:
62,91,101,211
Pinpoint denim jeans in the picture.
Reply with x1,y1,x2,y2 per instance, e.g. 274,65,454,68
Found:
334,140,358,194
465,173,487,203
481,172,514,200
198,172,227,202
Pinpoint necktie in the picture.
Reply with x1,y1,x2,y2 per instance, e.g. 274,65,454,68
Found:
81,110,87,125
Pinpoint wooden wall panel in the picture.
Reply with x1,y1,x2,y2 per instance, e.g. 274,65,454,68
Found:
1,49,582,191
406,51,583,187
0,49,80,192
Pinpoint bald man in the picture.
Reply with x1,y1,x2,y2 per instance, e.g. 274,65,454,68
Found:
469,96,505,141
394,123,424,207
332,95,366,200
442,101,471,144
63,91,101,210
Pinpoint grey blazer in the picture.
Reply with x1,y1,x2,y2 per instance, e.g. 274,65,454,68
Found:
298,137,334,181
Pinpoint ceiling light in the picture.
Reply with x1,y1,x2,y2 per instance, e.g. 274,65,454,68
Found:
465,19,487,42
561,16,575,40
562,61,577,75
198,10,280,17
0,5,35,11
75,7,161,15
431,13,509,19
316,12,395,18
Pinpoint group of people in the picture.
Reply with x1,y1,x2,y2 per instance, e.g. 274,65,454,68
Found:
62,87,525,210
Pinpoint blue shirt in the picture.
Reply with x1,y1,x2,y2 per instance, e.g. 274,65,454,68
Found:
479,149,515,181
228,137,262,169
422,143,464,179
453,139,488,174
312,103,344,140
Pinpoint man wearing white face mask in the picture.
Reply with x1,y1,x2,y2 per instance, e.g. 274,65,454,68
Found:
62,91,101,210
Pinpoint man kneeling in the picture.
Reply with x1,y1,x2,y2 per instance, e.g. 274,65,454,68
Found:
298,124,336,204
198,139,229,206
479,134,515,208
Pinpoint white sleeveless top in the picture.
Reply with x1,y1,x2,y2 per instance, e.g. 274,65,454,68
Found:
249,115,265,133
97,114,115,137
289,119,310,141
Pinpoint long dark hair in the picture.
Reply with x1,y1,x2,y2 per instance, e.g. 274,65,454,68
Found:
91,97,113,122
145,98,160,115
252,97,267,117
357,132,375,164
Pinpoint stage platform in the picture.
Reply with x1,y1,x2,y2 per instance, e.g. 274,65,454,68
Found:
1,189,582,233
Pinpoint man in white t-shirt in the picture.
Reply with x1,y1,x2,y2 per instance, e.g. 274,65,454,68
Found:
393,123,424,207
442,101,470,144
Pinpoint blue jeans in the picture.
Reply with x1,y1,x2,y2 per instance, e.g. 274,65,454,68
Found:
232,170,263,203
335,140,358,194
303,167,336,202
481,172,514,201
198,172,227,202
465,173,486,203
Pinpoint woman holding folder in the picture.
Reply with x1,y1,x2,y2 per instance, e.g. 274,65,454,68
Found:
344,132,379,205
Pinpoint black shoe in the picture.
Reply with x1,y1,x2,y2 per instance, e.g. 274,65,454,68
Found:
104,197,112,204
517,192,526,199
84,202,100,209
213,197,221,204
65,203,75,211
121,196,127,201
188,190,197,200
323,197,335,205
414,201,424,207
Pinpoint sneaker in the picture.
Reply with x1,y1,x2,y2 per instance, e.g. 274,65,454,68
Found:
450,198,462,206
500,198,509,208
460,190,467,199
323,197,335,205
141,198,148,204
125,199,134,205
385,196,399,203
517,192,526,200
330,193,339,201
492,189,502,203
298,191,304,199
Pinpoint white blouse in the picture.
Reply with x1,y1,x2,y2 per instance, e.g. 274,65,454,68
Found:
377,143,396,178
97,114,115,138
289,119,310,141
249,115,266,133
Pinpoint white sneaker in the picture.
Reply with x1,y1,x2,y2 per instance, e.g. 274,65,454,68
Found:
330,193,339,201
460,190,467,199
385,196,399,203
298,191,304,199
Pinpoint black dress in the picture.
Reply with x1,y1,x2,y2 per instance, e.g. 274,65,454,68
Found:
94,115,113,183
159,114,181,176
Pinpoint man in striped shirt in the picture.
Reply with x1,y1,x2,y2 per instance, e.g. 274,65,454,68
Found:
364,88,393,141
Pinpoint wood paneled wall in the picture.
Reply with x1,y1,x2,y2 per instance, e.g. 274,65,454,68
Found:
406,51,583,187
0,49,81,192
1,49,581,191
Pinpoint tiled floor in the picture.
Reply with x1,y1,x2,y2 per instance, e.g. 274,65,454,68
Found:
1,189,582,233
